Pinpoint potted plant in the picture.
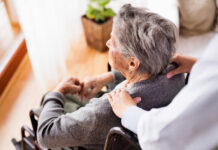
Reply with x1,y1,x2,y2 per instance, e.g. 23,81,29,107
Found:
81,0,115,52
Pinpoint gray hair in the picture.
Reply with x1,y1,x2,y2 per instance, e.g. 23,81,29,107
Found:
113,4,178,76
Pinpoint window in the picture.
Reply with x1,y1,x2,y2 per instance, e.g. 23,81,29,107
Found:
0,0,26,96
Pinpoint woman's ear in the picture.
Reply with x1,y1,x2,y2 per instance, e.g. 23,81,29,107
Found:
128,57,140,72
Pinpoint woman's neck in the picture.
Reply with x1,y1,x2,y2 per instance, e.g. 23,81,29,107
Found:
124,72,150,87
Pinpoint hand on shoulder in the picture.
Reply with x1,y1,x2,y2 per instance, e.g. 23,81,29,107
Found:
167,53,197,78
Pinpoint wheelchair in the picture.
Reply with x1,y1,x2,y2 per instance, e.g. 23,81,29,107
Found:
12,63,189,150
12,64,143,150
11,95,141,150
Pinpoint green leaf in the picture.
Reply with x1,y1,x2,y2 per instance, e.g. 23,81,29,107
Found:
102,8,115,17
86,0,115,22
97,0,110,8
94,13,105,22
86,4,95,19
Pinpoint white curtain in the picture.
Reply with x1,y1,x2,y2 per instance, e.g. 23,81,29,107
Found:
14,0,88,91
0,1,14,55
13,0,178,92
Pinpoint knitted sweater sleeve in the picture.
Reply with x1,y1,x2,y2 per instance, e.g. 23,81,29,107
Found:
37,92,112,149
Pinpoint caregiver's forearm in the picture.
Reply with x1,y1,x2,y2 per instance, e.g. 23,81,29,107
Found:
121,106,145,134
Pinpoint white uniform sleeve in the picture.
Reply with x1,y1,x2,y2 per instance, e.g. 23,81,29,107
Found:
121,106,145,134
123,35,218,150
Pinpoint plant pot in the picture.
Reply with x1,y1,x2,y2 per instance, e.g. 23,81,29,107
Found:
81,15,113,52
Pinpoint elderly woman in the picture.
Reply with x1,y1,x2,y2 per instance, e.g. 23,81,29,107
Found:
37,4,185,150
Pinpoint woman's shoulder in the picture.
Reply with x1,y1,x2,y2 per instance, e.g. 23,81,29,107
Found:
128,63,186,110
130,64,185,92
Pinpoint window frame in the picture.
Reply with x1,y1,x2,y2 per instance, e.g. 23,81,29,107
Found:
0,0,26,97
0,35,26,96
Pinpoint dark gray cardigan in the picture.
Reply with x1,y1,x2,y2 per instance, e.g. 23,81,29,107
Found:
37,68,185,150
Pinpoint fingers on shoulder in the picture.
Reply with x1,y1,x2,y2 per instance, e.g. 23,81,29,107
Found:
168,66,182,75
107,93,112,101
171,53,183,63
111,89,127,97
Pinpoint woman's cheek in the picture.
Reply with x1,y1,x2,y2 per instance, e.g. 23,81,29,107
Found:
111,49,118,57
109,50,118,68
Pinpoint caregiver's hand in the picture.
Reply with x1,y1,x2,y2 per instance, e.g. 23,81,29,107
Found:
107,89,141,118
167,53,197,78
79,72,114,100
54,76,82,95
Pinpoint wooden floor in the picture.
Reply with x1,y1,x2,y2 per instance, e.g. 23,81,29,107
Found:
0,35,109,149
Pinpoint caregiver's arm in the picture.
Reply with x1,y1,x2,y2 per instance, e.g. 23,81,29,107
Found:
108,89,144,133
107,53,198,133
108,36,218,149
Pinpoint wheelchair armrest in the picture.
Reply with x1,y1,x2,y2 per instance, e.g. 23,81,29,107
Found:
104,127,141,150
21,125,43,150
21,125,36,150
29,107,43,136
30,107,43,118
21,125,35,138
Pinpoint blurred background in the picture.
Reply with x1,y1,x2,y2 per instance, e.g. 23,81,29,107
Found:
0,0,217,149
